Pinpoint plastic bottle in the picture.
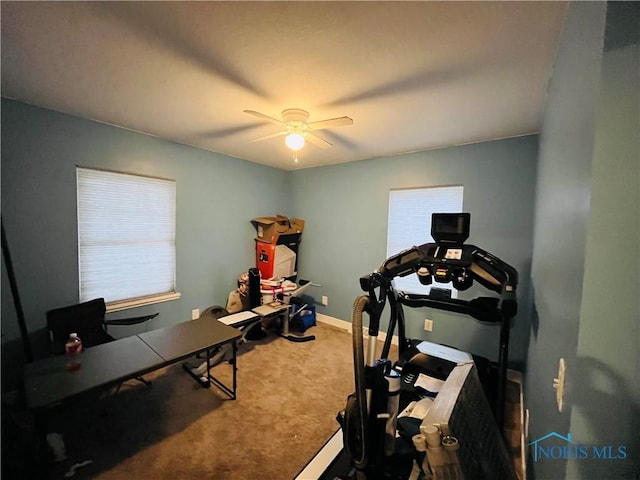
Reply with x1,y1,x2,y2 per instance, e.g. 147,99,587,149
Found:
65,333,83,371
422,424,450,479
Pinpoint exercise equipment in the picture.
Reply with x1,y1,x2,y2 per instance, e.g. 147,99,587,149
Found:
339,213,518,479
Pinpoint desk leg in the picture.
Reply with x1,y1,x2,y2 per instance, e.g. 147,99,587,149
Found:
206,341,237,400
281,311,290,336
232,341,237,398
26,410,50,477
278,308,316,343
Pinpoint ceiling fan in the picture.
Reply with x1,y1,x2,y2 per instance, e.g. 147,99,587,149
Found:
243,108,353,151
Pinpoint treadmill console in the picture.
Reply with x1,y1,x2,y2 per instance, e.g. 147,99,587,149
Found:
431,212,470,245
371,212,516,296
416,213,474,290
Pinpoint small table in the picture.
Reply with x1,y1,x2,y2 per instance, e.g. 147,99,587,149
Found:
24,336,165,411
24,318,242,411
139,317,241,399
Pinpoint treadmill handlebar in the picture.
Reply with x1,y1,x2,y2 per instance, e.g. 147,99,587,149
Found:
363,242,518,298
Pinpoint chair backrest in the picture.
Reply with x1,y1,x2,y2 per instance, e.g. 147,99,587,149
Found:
46,298,112,354
199,305,229,321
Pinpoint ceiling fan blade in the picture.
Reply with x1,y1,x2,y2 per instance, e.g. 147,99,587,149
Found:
306,132,333,149
251,131,286,142
308,116,353,130
243,110,285,126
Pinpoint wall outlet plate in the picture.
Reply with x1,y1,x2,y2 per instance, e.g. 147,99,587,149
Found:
424,318,433,331
191,308,200,320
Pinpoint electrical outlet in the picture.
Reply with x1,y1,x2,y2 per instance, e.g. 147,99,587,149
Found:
191,308,200,320
424,318,433,331
322,295,329,306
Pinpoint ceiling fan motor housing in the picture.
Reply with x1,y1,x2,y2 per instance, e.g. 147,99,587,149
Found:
282,109,310,124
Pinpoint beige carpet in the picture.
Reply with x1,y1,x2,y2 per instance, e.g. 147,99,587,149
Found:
45,322,356,480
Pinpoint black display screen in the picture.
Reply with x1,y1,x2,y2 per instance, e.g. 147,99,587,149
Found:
431,213,470,244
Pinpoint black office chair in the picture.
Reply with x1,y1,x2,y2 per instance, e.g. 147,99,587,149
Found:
46,297,159,386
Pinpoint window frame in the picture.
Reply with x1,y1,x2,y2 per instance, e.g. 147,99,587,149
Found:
386,184,464,296
76,166,180,312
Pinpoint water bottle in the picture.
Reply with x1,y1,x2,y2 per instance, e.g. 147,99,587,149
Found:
65,333,83,371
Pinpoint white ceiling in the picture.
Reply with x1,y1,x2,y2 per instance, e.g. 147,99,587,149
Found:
1,1,568,171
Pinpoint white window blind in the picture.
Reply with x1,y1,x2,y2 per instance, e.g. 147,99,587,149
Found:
387,185,464,295
77,167,178,309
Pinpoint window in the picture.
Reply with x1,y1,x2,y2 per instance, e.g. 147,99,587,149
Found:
77,167,179,311
386,185,464,295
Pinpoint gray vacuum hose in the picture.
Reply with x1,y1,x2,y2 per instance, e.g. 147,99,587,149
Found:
350,295,369,469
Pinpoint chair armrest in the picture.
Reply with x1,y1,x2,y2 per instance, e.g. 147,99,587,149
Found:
105,313,159,326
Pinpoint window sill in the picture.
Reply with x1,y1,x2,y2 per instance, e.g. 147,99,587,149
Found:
106,292,181,313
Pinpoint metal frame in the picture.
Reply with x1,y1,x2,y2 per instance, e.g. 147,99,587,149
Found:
203,341,238,400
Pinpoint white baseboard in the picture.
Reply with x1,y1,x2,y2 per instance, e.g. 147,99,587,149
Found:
315,313,399,346
315,313,351,331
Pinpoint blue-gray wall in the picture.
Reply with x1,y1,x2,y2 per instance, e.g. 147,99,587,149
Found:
1,99,290,387
568,2,639,478
526,2,639,479
525,5,606,478
1,99,538,391
290,136,538,368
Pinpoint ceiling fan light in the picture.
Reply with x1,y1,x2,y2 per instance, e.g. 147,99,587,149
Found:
285,132,305,151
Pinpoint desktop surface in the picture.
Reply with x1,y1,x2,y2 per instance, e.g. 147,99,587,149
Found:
25,318,242,410
24,336,165,410
138,317,241,362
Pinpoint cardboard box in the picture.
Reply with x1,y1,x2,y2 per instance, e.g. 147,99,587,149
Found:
252,215,304,244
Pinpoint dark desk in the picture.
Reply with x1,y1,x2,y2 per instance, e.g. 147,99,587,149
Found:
139,317,241,398
24,318,242,411
24,336,165,410
139,316,239,362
